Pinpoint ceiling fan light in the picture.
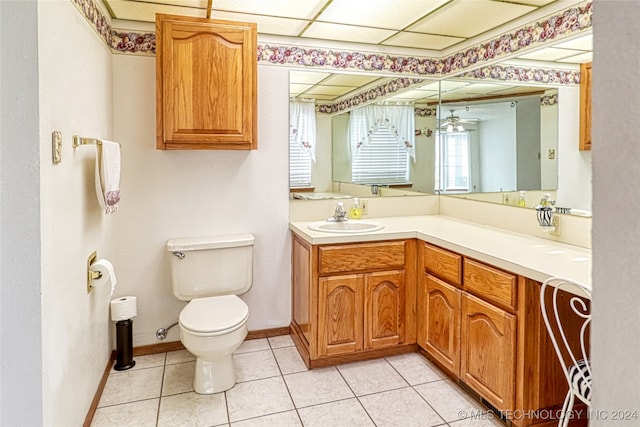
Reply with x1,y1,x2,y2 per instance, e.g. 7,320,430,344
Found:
446,124,454,132
456,124,464,132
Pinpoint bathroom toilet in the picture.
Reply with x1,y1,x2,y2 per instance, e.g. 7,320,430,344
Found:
166,234,254,394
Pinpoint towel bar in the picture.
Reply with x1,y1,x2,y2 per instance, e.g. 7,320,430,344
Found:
72,135,102,147
72,135,122,148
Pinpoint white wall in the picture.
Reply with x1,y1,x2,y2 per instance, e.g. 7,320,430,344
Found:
556,86,592,211
38,1,115,425
312,114,333,191
479,116,517,192
540,101,559,190
592,1,640,421
0,2,43,425
111,58,291,345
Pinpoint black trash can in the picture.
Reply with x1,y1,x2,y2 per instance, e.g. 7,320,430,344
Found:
114,319,136,370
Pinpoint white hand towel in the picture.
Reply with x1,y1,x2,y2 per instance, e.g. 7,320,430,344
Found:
95,140,121,214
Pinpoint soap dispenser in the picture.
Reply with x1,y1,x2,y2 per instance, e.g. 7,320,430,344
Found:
517,191,526,207
349,198,362,219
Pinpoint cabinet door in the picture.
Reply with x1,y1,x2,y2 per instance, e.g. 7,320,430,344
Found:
461,293,516,412
418,274,461,376
156,14,257,150
364,270,405,350
318,275,364,357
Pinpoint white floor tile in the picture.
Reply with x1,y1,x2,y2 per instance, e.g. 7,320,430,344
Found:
91,398,159,427
298,398,375,427
414,379,487,422
117,353,165,371
268,335,295,349
233,349,281,382
166,349,196,365
337,358,409,396
226,376,295,422
234,338,270,354
359,387,445,427
386,352,445,385
231,410,302,426
273,346,308,375
158,391,228,427
284,367,354,408
162,361,195,396
98,366,163,407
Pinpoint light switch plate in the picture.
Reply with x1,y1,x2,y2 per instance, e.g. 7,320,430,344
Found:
52,130,62,164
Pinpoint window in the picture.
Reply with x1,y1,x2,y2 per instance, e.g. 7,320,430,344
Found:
289,137,312,187
435,131,470,192
351,123,410,185
289,100,316,188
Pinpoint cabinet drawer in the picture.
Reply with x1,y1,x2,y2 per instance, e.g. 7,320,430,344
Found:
463,259,517,311
423,243,462,287
318,241,406,275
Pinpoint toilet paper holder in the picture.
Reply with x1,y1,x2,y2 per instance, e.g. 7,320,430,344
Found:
87,251,102,293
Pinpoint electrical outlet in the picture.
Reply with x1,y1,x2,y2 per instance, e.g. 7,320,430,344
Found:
360,199,368,216
550,216,561,236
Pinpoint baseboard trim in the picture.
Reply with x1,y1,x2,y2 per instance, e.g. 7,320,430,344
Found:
83,350,115,427
246,326,290,340
133,340,185,356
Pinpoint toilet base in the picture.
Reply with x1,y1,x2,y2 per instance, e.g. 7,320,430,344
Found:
193,355,236,394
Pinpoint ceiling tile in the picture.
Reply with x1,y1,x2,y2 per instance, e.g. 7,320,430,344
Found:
321,74,383,87
305,85,358,97
290,71,332,85
512,0,556,6
210,0,328,20
552,34,593,51
382,31,464,50
317,0,450,29
106,0,205,21
517,47,584,61
408,0,536,38
302,22,396,44
208,12,308,36
556,52,593,64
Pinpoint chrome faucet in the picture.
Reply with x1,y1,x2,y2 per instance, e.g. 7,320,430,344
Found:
328,201,348,222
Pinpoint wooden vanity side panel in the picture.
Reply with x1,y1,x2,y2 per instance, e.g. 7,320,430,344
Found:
292,235,312,345
318,241,405,274
364,270,405,349
464,258,517,312
423,243,463,287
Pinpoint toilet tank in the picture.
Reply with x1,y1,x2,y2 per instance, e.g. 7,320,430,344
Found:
166,234,254,301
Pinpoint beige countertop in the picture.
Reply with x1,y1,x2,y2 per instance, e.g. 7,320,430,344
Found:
289,215,591,290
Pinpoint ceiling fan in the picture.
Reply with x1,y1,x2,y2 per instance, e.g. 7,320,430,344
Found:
440,109,477,132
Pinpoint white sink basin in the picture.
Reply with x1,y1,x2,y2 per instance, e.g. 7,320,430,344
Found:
308,220,384,233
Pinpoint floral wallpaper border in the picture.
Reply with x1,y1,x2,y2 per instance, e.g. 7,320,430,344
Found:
71,0,589,83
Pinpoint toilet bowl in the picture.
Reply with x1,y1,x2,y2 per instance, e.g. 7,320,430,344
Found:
166,234,255,395
179,295,249,394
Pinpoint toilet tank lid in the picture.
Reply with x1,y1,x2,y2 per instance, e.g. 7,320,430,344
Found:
167,233,255,252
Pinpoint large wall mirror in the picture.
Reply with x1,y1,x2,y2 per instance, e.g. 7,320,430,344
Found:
289,69,591,213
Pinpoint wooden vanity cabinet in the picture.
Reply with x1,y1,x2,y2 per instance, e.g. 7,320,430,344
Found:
291,235,417,367
156,14,257,150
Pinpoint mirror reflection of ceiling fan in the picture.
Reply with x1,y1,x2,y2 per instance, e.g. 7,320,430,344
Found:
440,109,478,132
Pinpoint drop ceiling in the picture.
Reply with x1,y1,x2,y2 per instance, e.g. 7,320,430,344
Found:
103,0,592,106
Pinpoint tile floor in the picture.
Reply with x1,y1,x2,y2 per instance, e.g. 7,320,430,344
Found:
91,336,504,426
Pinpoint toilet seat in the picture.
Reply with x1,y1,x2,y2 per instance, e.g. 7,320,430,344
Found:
180,295,248,336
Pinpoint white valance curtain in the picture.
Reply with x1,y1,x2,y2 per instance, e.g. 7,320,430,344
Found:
349,104,415,161
289,100,316,162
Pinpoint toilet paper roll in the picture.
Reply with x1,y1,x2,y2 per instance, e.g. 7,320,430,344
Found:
90,258,117,296
111,296,137,321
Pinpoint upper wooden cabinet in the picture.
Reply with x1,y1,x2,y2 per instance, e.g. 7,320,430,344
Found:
156,14,257,150
579,61,592,151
